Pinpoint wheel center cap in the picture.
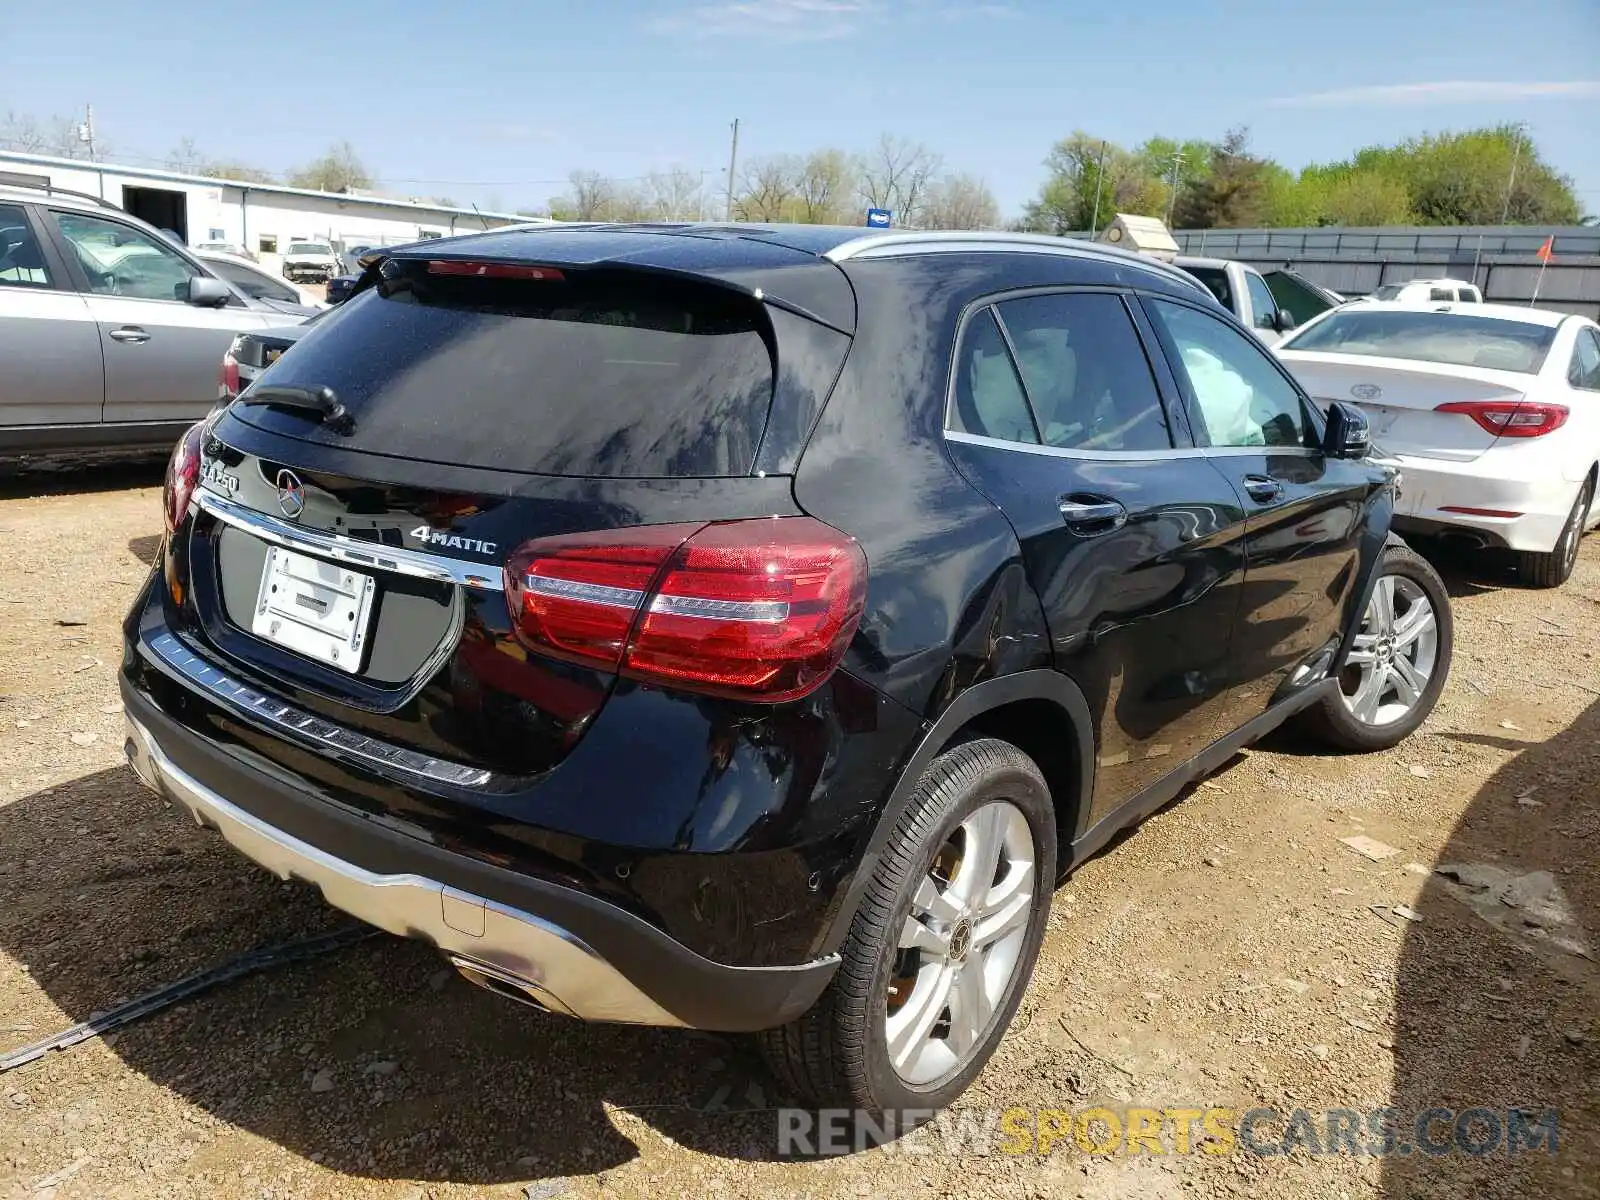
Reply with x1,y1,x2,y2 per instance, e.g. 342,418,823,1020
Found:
949,919,973,962
1376,637,1395,663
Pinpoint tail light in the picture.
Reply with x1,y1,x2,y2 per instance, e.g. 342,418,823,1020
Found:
218,339,241,399
163,422,205,533
1435,399,1568,438
427,260,565,281
505,517,868,703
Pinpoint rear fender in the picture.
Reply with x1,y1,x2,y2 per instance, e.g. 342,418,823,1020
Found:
816,668,1095,956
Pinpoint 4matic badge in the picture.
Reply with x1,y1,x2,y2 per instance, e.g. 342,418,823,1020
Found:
410,525,497,556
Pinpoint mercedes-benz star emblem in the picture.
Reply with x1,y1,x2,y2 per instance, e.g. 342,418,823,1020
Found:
275,469,306,520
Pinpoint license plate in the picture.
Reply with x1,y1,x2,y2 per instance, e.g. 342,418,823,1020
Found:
252,547,376,672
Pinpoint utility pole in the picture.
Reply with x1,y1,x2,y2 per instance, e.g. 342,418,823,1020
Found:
724,118,740,222
1164,149,1184,227
78,105,96,160
1088,140,1108,237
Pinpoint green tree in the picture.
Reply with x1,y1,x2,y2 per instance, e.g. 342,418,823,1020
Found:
1020,133,1157,234
1173,128,1273,228
1320,171,1415,226
796,149,857,224
288,141,372,194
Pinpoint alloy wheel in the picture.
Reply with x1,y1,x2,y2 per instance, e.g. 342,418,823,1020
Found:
885,800,1035,1086
1339,573,1440,726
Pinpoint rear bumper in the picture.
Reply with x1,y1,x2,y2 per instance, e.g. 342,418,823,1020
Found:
1385,453,1577,553
120,679,839,1031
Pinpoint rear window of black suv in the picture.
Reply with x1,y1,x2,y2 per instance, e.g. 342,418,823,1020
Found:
230,262,776,478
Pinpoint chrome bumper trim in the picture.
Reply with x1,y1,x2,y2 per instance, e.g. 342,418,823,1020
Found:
194,488,504,591
124,714,685,1028
142,630,494,789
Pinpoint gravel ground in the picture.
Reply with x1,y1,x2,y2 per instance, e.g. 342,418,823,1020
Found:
1,468,1596,1200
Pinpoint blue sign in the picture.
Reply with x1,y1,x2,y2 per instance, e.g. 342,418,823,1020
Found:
866,208,892,229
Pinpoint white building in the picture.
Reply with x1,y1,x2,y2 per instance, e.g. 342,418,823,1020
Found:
0,149,539,273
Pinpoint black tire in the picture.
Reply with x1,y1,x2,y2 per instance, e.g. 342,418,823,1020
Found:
1300,543,1453,752
758,738,1056,1124
1517,476,1593,589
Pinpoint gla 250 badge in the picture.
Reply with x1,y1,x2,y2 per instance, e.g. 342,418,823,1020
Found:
410,525,497,556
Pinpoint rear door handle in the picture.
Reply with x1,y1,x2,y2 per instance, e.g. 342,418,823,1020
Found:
108,326,150,344
1058,495,1127,535
1243,475,1283,503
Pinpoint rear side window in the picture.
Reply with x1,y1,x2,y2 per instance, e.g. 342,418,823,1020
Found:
1180,265,1232,311
0,204,52,288
950,309,1038,444
996,293,1172,451
209,258,300,304
1429,287,1453,302
234,262,776,477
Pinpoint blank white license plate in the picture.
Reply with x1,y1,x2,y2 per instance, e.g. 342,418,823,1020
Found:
252,546,376,673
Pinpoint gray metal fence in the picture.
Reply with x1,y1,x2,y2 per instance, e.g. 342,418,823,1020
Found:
1165,225,1600,318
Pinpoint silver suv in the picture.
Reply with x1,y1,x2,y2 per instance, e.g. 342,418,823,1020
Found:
0,181,309,462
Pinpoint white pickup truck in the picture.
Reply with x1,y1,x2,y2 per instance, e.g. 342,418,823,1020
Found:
1174,256,1342,346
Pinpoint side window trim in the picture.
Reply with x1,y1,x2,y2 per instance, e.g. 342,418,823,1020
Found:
945,285,1194,455
1133,292,1328,452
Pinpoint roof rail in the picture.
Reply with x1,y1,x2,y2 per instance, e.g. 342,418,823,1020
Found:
0,172,121,211
823,229,1211,295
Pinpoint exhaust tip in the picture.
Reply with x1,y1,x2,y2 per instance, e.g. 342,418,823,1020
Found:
448,956,573,1016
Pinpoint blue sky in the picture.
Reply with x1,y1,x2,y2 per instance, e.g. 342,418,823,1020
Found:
4,0,1598,219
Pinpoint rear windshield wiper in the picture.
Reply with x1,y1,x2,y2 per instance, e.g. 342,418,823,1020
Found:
233,385,353,434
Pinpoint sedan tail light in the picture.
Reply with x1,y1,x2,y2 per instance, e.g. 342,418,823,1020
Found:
218,338,241,399
505,517,868,702
1435,399,1569,438
163,422,206,533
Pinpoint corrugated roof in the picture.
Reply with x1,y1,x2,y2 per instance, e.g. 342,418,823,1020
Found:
0,149,539,222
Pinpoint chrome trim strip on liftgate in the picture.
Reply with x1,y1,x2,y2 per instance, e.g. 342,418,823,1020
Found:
141,630,495,789
193,488,505,591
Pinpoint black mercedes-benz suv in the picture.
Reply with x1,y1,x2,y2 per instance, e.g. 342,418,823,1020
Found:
122,224,1452,1120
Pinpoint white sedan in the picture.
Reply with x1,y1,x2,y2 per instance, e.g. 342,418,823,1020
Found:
1277,301,1600,587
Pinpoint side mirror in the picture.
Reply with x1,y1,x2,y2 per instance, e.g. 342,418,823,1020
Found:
186,276,234,307
1323,400,1370,460
1275,308,1298,332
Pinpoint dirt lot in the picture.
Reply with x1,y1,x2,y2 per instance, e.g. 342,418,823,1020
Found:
1,469,1596,1200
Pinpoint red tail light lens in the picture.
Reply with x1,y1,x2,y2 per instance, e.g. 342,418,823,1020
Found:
506,523,701,670
163,422,205,533
1435,400,1569,438
218,346,240,399
427,260,565,281
505,518,869,702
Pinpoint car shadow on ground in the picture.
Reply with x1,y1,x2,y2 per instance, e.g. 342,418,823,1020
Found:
0,767,790,1186
1404,535,1521,599
127,534,162,567
0,460,166,500
1381,696,1599,1197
